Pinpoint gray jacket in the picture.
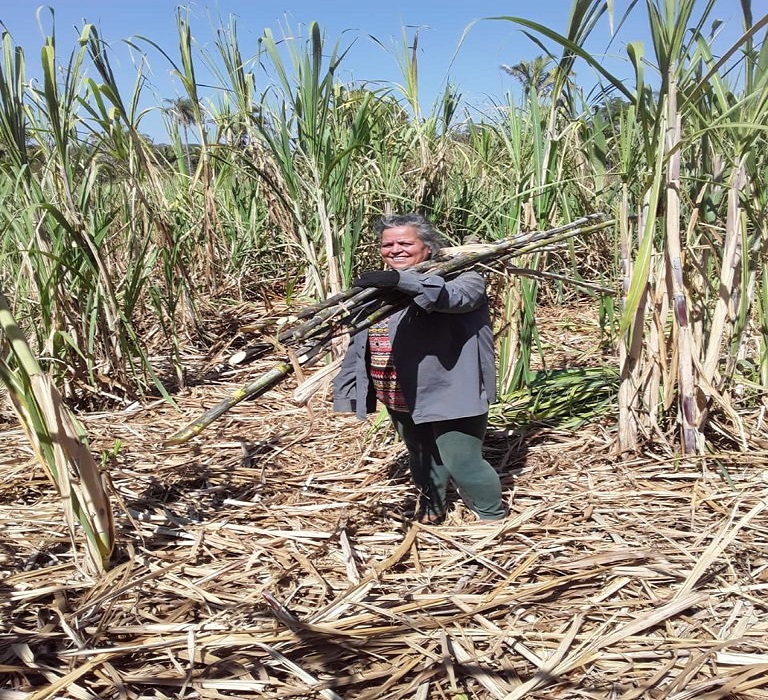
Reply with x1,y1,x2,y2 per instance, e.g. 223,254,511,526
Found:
332,269,496,423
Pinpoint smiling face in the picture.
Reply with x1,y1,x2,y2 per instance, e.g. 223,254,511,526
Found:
380,225,431,270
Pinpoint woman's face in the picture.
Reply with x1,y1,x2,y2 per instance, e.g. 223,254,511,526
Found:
380,226,431,270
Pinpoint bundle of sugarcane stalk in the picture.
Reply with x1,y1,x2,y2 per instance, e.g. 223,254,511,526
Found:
165,214,613,445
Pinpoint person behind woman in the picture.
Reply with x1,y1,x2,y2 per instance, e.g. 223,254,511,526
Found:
332,213,505,523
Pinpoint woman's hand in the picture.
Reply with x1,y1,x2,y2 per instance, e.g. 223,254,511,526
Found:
352,270,400,288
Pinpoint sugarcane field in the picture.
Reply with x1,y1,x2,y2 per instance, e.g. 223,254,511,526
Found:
2,1,768,699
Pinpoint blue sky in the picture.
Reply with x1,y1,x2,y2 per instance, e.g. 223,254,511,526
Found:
2,1,766,140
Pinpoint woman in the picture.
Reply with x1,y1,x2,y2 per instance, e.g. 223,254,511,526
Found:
332,213,505,523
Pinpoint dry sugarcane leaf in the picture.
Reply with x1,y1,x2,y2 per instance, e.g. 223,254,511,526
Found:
4,301,768,699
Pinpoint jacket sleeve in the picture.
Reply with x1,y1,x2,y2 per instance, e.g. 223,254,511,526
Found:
332,339,360,413
331,331,375,419
394,269,487,313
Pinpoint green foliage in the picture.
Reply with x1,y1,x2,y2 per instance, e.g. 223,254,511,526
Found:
0,289,114,572
490,366,620,430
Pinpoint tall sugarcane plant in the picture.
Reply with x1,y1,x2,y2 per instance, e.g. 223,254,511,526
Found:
494,0,768,454
0,290,114,573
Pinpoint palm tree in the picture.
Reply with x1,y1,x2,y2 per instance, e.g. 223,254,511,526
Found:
163,96,197,173
500,55,556,97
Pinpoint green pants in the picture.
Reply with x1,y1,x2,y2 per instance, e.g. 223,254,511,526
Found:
388,411,505,521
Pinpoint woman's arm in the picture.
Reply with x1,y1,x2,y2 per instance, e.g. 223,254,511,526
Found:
394,270,487,313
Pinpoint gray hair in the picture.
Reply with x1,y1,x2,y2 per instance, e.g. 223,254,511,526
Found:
375,213,444,257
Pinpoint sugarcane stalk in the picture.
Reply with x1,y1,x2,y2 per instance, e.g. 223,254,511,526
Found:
277,286,381,343
166,215,614,444
504,266,617,295
0,290,114,572
165,361,294,445
164,298,417,446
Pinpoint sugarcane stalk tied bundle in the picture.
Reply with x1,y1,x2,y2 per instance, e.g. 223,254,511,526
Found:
165,214,613,445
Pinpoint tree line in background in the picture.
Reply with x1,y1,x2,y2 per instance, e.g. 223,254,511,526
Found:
1,0,767,460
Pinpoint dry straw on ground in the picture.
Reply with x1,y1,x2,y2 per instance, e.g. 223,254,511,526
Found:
2,305,768,700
